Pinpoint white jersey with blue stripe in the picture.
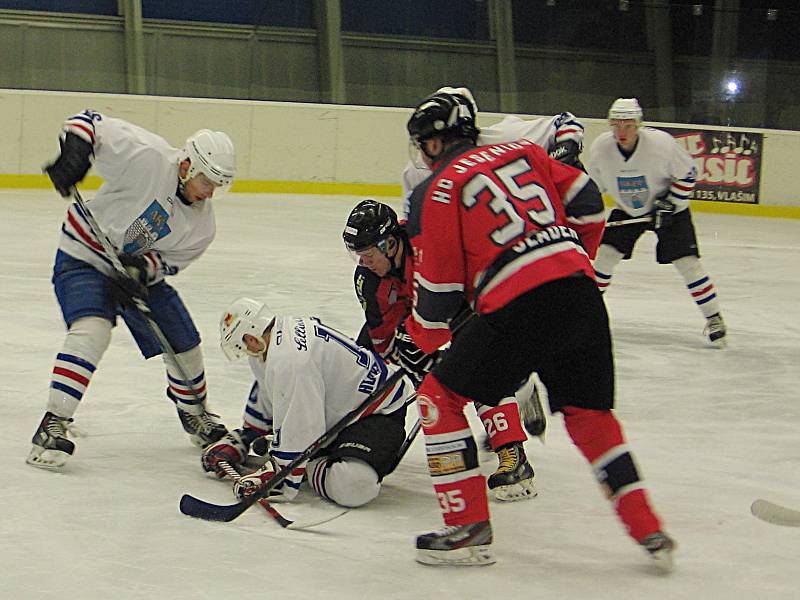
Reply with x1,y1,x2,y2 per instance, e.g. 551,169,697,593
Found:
587,127,697,218
401,113,585,218
56,109,215,282
244,316,407,500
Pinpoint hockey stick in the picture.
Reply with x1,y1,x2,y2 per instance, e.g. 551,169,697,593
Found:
605,216,652,229
180,367,407,522
70,188,205,406
396,418,422,466
216,460,347,529
750,499,800,527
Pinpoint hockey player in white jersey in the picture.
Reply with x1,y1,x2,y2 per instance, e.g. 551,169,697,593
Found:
587,98,726,347
27,110,235,470
201,298,410,508
400,86,585,218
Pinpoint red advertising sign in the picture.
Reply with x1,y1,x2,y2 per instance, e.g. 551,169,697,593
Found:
664,127,762,204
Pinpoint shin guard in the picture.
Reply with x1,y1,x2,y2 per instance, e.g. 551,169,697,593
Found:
417,375,489,526
475,397,527,451
563,407,662,541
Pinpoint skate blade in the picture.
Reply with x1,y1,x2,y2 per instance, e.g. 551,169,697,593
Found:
648,548,676,573
26,447,70,470
491,478,538,502
415,545,496,566
709,337,727,349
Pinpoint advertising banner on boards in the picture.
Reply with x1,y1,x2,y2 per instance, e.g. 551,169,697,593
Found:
663,127,763,204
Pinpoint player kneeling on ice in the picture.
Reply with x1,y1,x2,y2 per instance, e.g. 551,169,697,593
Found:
202,298,411,508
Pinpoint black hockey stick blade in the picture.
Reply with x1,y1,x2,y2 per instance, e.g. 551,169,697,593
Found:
180,493,258,522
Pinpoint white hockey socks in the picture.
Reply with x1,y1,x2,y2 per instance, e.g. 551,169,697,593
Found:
47,316,112,417
163,345,208,414
672,256,722,318
593,244,624,293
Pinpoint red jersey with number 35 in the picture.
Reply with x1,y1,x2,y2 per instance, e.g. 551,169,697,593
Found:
405,139,605,354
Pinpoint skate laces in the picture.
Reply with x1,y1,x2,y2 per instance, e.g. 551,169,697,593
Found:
495,445,522,473
45,414,73,438
704,314,725,334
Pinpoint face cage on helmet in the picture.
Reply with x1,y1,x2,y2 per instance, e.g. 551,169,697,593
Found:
344,234,393,263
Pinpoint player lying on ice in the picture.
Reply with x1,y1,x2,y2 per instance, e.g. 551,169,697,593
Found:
201,298,411,508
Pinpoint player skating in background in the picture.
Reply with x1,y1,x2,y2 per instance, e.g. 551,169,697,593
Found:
403,89,675,569
202,298,410,508
587,98,727,347
342,199,537,502
28,110,234,470
401,85,585,218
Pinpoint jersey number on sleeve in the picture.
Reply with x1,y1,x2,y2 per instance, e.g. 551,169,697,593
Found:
461,157,556,246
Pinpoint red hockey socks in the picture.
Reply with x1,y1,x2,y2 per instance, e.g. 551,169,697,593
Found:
563,407,662,542
475,397,527,451
417,375,489,526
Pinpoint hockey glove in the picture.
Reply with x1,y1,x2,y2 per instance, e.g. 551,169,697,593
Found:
44,132,94,197
390,322,440,388
548,140,584,170
652,196,676,229
233,459,284,501
201,429,251,477
110,254,149,307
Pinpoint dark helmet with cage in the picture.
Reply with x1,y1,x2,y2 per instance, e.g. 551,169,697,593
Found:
342,199,400,255
406,89,480,147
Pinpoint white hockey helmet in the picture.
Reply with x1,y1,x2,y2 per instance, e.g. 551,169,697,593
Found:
180,129,236,192
219,297,275,361
435,86,479,115
608,98,643,123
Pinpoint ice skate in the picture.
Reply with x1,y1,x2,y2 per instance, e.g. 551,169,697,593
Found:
487,442,537,502
704,313,727,348
640,531,676,573
26,411,75,470
416,520,495,566
174,402,228,448
518,379,547,438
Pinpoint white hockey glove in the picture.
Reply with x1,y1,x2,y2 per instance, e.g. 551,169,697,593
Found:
653,196,676,229
201,429,250,477
232,459,283,501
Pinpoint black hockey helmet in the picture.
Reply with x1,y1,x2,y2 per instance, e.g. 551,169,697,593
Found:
342,199,400,254
406,90,480,145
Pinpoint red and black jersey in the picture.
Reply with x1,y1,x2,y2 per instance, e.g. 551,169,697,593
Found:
405,139,605,354
353,229,414,357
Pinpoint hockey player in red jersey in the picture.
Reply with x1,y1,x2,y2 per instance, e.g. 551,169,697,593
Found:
342,199,537,502
403,89,675,570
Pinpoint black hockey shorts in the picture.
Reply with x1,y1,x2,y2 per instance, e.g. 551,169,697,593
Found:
601,208,701,264
327,408,406,480
433,274,614,413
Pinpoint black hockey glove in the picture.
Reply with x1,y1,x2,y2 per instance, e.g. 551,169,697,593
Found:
548,140,584,170
390,321,440,388
110,254,149,307
44,132,94,197
652,195,676,229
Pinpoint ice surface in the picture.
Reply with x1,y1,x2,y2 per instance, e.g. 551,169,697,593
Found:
1,190,798,599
